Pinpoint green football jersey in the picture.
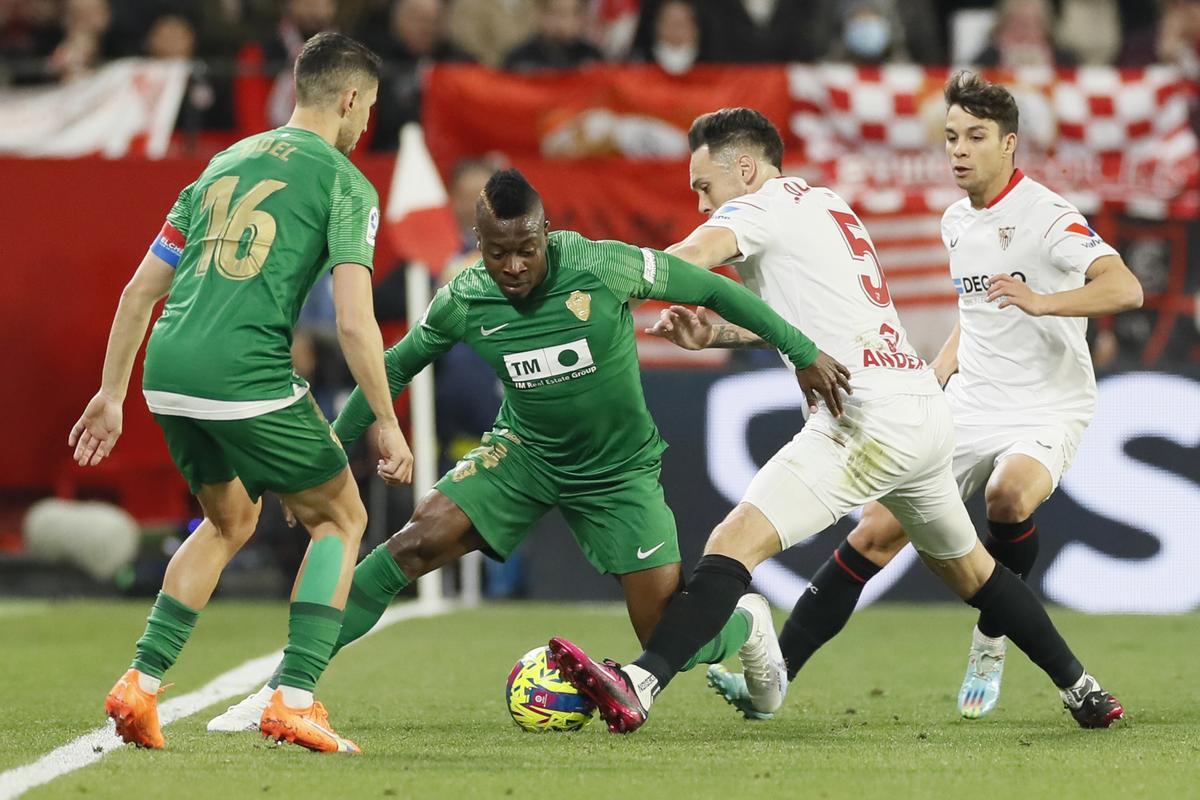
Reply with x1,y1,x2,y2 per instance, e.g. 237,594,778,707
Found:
142,127,379,410
335,230,818,480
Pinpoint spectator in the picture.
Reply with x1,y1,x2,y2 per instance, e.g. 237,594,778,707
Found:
1120,0,1200,74
502,0,604,72
47,0,115,82
973,0,1076,68
263,0,338,126
144,13,196,59
446,0,537,67
694,0,836,63
826,0,912,64
631,0,702,75
368,0,473,150
1055,0,1121,65
0,0,63,83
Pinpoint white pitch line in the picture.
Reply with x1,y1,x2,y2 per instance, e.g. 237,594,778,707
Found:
0,599,454,800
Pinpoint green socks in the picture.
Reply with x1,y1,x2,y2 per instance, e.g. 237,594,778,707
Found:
269,544,411,689
278,602,344,692
131,591,199,679
680,607,752,672
331,544,411,658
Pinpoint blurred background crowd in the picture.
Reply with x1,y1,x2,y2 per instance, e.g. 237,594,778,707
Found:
1,0,1196,149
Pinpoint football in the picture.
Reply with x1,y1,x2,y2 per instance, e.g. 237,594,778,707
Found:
506,645,596,733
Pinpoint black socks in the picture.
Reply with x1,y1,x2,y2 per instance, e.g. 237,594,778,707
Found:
779,540,882,680
977,516,1039,637
967,562,1083,688
633,554,751,689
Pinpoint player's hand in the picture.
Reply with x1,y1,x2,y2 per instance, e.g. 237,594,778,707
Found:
987,273,1046,316
645,305,713,350
931,358,957,389
795,351,853,418
375,422,414,485
68,391,123,466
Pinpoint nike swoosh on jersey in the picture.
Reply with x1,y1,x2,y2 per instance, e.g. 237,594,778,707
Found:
480,323,510,336
636,542,666,560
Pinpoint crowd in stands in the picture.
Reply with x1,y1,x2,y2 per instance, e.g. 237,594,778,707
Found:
0,0,1195,147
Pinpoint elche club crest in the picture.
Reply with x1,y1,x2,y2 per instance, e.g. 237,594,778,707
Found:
998,226,1015,251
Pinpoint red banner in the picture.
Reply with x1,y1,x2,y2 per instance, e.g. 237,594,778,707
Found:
424,64,1200,219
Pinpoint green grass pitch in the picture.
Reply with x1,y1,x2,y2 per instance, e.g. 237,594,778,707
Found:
2,600,1197,799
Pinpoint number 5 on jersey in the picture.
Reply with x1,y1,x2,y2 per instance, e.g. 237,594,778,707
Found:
830,209,891,307
196,176,287,280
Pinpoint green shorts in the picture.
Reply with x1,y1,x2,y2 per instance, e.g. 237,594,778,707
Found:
435,428,680,575
153,394,348,502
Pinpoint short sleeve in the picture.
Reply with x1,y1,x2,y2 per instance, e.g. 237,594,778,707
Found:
165,182,194,233
701,196,774,262
328,166,380,270
149,182,193,268
1041,210,1119,275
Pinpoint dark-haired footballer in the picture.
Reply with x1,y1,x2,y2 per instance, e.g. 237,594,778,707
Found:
547,102,1126,735
207,167,851,732
72,32,403,754
730,71,1143,721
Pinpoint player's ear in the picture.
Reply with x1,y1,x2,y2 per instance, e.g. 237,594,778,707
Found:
737,153,755,184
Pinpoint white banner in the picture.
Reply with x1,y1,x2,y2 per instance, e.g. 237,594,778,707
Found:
0,58,188,159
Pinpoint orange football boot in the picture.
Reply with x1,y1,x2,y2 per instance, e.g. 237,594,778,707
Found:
104,668,167,749
259,690,360,754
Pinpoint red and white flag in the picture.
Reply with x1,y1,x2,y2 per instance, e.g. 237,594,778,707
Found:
384,123,462,276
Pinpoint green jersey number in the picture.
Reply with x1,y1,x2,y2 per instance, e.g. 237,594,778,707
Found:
196,176,287,280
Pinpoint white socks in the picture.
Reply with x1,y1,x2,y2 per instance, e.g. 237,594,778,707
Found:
252,684,274,705
279,686,314,709
1061,672,1096,709
621,664,658,710
136,671,161,694
972,626,1007,655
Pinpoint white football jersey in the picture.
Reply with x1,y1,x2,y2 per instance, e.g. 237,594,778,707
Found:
703,176,940,401
941,170,1119,426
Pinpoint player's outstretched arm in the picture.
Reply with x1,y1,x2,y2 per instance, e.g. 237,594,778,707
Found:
986,255,1143,318
69,253,175,466
332,263,413,485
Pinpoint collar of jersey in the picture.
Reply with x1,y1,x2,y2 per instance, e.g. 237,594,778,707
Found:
984,168,1025,211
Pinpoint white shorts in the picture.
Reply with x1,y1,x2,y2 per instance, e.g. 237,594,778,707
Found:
742,394,976,560
949,414,1088,503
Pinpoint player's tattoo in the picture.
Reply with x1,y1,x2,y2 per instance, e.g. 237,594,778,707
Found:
709,324,770,349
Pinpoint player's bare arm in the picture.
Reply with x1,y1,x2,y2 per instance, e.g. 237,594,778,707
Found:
986,254,1143,317
645,306,769,349
69,252,175,466
931,320,961,388
332,263,414,485
658,227,772,345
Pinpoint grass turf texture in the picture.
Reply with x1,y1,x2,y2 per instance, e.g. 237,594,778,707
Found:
2,601,1197,799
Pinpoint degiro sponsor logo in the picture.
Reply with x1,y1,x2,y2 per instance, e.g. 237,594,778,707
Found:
503,339,596,388
953,270,1026,304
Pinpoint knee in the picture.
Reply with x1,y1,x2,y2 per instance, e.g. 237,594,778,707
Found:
847,519,906,567
385,522,437,578
211,502,260,547
984,482,1035,523
703,504,778,569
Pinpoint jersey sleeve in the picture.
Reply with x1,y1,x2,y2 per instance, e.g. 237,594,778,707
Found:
327,164,380,271
1040,209,1119,275
332,284,467,444
148,182,194,268
586,239,671,302
700,196,775,262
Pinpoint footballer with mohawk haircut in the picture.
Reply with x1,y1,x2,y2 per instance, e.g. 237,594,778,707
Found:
208,168,850,733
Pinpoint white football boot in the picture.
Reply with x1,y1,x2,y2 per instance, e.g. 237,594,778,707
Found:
734,593,788,715
206,685,272,732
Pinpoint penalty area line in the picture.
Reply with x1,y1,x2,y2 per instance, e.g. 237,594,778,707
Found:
0,599,454,800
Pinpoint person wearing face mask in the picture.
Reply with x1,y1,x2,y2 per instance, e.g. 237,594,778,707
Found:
829,0,909,64
974,0,1077,69
633,0,703,76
